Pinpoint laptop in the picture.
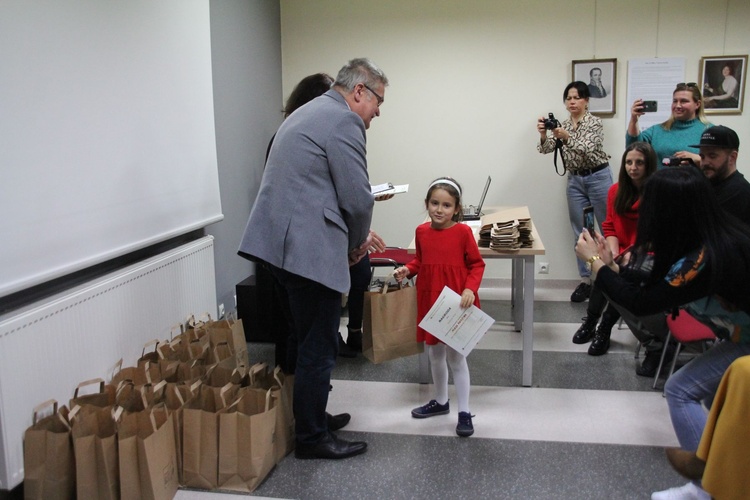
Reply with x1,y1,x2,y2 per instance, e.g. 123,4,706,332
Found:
462,176,491,221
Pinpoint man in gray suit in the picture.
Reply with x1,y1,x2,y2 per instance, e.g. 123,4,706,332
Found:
239,58,387,459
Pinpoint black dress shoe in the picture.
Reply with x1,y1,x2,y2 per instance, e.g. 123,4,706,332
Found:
326,412,351,431
295,432,367,459
338,334,357,358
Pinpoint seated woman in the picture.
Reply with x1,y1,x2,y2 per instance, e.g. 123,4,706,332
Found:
572,142,657,356
575,166,750,500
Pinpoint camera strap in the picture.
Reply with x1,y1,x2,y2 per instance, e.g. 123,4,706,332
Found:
553,138,566,176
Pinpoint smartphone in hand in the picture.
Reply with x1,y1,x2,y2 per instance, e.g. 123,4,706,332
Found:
641,100,658,113
583,206,596,235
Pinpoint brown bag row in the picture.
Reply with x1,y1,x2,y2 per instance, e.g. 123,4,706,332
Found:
23,315,293,500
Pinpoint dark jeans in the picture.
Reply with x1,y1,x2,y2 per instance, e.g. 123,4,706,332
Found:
267,264,341,445
347,254,370,331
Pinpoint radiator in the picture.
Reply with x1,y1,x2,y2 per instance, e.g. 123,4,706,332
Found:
0,236,217,490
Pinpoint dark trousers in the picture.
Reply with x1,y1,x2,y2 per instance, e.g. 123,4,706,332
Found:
267,264,341,445
587,284,621,323
347,254,370,331
603,293,669,352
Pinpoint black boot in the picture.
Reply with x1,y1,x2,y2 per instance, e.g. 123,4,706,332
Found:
588,312,618,356
572,316,598,344
347,327,363,353
338,333,356,358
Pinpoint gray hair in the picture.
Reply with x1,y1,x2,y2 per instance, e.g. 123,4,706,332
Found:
334,58,389,91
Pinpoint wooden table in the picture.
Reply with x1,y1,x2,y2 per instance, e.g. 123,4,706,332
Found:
407,206,545,387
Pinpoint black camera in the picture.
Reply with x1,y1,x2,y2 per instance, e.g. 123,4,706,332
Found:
543,112,560,130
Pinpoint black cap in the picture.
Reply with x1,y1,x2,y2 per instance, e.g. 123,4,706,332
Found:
689,125,740,150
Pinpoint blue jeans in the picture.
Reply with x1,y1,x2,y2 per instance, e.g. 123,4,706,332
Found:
267,264,341,445
664,340,750,450
567,167,612,278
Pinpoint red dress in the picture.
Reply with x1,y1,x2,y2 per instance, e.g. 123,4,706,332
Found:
404,222,486,345
600,183,640,254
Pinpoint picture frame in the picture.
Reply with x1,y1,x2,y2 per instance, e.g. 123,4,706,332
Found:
699,55,747,115
572,58,616,116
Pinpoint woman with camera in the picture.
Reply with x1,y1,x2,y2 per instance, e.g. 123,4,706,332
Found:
575,166,750,500
537,81,612,302
627,82,712,167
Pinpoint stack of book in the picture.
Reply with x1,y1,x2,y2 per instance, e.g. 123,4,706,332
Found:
476,207,534,252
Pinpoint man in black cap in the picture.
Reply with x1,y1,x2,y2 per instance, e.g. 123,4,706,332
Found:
690,125,750,225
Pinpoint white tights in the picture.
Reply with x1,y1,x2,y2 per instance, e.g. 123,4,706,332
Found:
427,343,471,413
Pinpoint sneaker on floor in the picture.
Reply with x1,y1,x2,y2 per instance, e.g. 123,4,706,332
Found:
456,411,474,437
411,399,449,418
570,282,592,302
651,481,710,500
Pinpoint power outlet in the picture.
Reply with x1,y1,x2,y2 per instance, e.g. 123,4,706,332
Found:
538,262,550,274
218,303,225,318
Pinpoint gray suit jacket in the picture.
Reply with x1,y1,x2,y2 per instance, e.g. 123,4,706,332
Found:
238,89,374,293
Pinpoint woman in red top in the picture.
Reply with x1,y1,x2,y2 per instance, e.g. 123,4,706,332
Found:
572,142,657,355
394,177,485,437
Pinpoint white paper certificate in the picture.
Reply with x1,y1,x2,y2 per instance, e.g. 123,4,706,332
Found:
418,286,495,355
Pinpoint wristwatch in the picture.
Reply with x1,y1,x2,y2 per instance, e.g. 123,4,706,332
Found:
585,255,601,270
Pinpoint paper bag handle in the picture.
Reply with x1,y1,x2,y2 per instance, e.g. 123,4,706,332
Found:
219,382,235,408
108,358,123,383
172,384,186,406
380,271,409,294
273,366,284,388
169,322,184,340
73,378,105,398
141,338,160,358
32,399,58,425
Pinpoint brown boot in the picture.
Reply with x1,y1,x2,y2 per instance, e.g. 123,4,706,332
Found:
665,447,706,481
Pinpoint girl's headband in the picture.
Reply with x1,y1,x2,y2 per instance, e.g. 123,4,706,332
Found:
428,178,461,197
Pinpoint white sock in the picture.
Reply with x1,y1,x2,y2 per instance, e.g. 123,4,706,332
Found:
427,343,449,405
447,347,471,413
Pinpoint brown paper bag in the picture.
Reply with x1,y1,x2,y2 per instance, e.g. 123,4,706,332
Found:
217,388,277,492
160,383,192,484
248,364,295,463
69,378,116,410
118,405,178,500
70,405,119,500
181,381,233,489
23,400,75,500
206,313,250,367
362,278,423,363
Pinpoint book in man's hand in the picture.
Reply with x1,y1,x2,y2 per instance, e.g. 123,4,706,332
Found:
370,183,409,196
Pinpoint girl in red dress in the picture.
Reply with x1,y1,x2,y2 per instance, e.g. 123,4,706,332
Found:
394,177,485,437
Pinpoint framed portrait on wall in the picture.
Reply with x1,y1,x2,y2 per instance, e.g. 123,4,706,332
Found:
572,58,616,116
699,55,747,115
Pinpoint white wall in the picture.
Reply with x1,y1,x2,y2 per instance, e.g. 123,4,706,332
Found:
207,0,282,313
279,0,750,281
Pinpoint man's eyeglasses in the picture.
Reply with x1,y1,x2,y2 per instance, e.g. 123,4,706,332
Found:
363,84,384,106
676,82,698,89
